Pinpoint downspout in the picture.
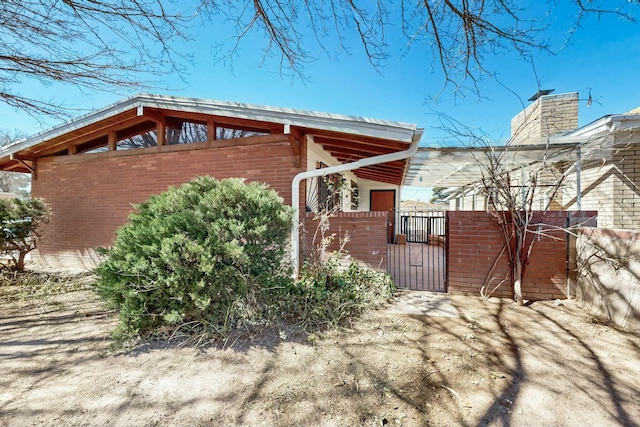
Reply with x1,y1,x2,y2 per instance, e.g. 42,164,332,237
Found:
290,133,422,277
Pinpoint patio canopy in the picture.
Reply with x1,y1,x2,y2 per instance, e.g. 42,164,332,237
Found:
404,113,640,194
402,136,612,193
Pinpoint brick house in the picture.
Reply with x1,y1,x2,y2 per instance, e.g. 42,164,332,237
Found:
414,91,640,229
0,94,422,269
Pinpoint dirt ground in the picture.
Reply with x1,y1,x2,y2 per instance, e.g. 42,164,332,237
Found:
1,283,639,427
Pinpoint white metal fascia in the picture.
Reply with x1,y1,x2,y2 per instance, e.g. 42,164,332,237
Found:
564,114,640,138
0,96,145,157
609,114,640,132
0,94,421,159
565,116,613,138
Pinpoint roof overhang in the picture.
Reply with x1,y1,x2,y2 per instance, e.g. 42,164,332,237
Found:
0,94,423,185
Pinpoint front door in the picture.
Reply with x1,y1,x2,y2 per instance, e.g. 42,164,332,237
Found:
370,190,395,243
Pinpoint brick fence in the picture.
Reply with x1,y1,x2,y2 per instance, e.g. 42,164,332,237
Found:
576,228,640,331
447,210,597,300
301,211,388,270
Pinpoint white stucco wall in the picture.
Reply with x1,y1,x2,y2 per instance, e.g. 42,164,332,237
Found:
356,177,400,212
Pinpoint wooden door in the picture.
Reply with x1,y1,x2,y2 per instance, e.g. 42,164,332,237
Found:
370,190,396,243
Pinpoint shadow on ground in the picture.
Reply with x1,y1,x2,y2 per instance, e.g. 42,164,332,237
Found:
1,289,639,426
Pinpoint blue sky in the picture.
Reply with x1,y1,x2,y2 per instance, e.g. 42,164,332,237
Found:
1,3,638,201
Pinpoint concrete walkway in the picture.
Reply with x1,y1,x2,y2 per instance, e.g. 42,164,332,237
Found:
387,290,460,318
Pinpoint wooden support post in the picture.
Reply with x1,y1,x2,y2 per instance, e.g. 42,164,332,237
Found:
9,154,36,177
207,120,216,142
108,131,117,151
69,144,77,155
157,120,166,146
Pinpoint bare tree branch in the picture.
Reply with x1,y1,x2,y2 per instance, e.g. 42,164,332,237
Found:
0,1,636,116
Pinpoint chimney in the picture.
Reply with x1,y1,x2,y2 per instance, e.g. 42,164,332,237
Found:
510,91,579,144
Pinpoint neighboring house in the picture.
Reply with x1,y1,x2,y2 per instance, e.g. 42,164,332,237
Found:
508,90,640,229
0,94,422,269
406,91,640,230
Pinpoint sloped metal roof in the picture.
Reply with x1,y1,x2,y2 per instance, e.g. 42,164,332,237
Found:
0,94,423,185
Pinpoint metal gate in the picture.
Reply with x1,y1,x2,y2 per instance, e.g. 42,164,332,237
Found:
387,210,447,292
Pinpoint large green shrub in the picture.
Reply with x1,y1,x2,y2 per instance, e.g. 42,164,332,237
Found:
0,197,51,271
95,177,293,339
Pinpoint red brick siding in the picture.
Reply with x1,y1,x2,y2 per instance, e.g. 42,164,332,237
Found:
302,211,388,270
31,138,305,268
447,210,597,300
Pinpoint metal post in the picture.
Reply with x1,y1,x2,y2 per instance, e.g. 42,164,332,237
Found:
576,146,582,211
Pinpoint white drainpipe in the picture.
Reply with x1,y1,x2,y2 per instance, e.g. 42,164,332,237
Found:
290,134,421,276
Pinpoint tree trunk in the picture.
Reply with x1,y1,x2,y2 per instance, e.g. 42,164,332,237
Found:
513,231,524,305
513,257,523,305
15,251,26,271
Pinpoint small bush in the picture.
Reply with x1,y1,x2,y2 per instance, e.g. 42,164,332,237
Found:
95,177,293,340
285,259,395,329
0,197,51,271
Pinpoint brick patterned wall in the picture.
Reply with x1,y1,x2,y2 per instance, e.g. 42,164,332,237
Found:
31,137,305,269
563,159,615,227
511,93,578,143
562,138,640,229
301,211,388,270
611,140,640,229
447,210,597,300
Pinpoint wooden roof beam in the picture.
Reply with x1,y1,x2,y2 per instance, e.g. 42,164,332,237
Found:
333,155,406,169
309,132,409,151
9,154,34,173
355,170,402,185
147,108,284,134
0,161,31,173
284,124,303,167
356,168,401,180
31,115,150,157
321,143,396,157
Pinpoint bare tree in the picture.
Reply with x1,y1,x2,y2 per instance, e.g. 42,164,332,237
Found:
196,1,636,94
1,1,635,117
0,0,189,117
478,145,566,304
437,112,574,304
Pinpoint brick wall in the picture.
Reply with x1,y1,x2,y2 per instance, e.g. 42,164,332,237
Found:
611,140,640,229
577,228,640,331
447,210,597,300
301,211,388,270
562,138,640,229
31,137,305,269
